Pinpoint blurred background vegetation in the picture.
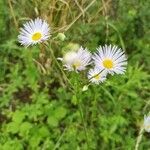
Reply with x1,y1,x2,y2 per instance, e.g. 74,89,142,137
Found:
0,0,150,149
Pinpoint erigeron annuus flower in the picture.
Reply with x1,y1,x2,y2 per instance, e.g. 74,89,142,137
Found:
92,45,127,75
59,47,91,72
18,18,50,47
88,67,107,84
144,115,150,132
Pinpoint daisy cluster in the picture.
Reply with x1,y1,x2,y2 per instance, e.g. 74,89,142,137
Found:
60,45,127,84
18,18,127,84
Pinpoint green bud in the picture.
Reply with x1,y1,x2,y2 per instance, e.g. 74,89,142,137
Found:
62,43,80,54
57,33,66,41
82,85,88,92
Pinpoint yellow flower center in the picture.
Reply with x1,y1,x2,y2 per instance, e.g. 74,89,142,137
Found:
94,74,100,80
145,125,150,129
73,61,81,69
32,32,42,41
103,59,113,69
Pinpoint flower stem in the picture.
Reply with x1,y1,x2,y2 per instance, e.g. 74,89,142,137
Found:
73,74,89,149
45,43,74,91
45,43,89,148
135,126,144,150
77,98,90,149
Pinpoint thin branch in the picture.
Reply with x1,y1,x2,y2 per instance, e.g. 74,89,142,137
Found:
53,0,96,33
8,0,18,30
64,0,96,31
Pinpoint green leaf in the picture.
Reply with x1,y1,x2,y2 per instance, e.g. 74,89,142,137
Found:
38,126,49,138
71,95,77,105
55,106,67,120
12,111,25,124
47,116,58,127
29,134,41,148
2,140,23,150
6,122,19,134
19,122,32,137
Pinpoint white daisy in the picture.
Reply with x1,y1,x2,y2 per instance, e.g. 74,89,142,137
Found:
92,45,127,75
88,67,107,84
144,115,150,132
18,18,50,47
60,47,91,72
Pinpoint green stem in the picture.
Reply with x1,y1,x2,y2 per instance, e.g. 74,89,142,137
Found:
53,127,67,150
44,43,75,92
135,126,144,150
75,94,90,149
44,43,89,148
100,85,115,104
73,74,89,148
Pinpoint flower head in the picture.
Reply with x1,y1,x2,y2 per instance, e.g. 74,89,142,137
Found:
88,67,107,84
18,18,50,47
144,115,150,132
60,47,91,72
92,45,127,75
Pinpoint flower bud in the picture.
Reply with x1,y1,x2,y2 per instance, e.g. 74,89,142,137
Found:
82,85,88,92
57,33,66,41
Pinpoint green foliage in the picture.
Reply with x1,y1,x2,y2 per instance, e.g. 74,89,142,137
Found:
0,0,150,149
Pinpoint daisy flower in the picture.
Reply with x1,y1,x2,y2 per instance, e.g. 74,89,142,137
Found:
88,67,107,84
59,47,91,72
144,115,150,132
18,18,50,47
92,45,127,75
